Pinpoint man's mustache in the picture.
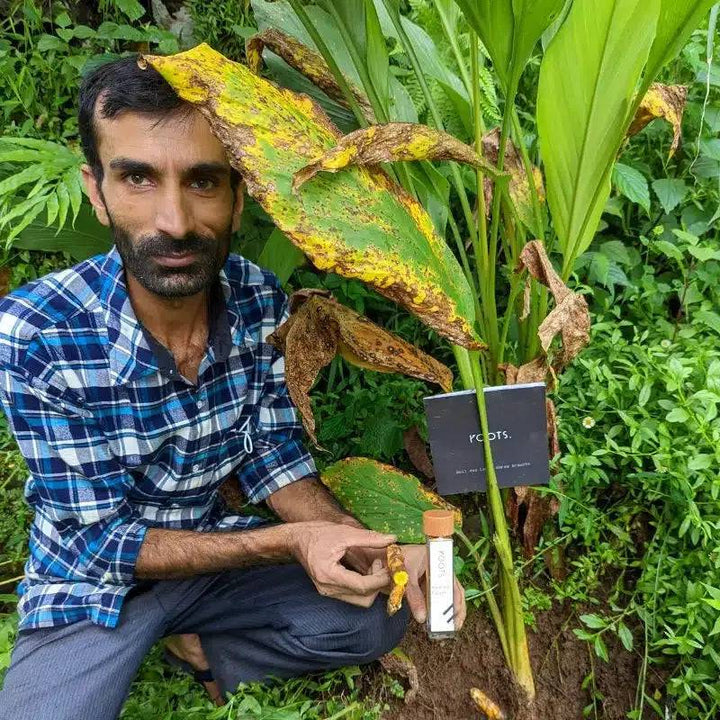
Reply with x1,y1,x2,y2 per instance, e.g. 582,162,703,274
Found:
136,233,215,257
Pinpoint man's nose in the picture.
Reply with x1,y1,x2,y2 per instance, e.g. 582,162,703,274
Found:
154,185,194,239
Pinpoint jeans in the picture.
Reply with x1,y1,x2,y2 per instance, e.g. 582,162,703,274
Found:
0,563,408,720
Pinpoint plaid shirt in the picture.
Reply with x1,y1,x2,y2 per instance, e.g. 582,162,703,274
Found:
0,245,316,631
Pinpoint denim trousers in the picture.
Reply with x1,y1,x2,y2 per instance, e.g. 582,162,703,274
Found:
0,563,409,720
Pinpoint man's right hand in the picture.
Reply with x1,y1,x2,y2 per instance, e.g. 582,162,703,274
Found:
288,521,395,607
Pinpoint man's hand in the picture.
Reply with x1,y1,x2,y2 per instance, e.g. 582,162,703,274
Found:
289,521,395,607
343,543,467,630
401,544,466,630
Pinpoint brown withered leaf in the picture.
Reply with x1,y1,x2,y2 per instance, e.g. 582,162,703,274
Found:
268,292,453,446
499,356,550,386
628,83,687,157
482,127,545,237
403,426,434,480
516,240,590,370
246,28,375,122
502,371,561,558
292,122,502,192
380,648,419,704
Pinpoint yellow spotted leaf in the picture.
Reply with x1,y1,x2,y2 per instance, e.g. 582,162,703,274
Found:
142,44,482,349
292,122,502,192
627,83,687,157
320,457,462,544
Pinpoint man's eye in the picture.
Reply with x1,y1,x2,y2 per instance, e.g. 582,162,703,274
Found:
191,178,216,191
127,173,150,186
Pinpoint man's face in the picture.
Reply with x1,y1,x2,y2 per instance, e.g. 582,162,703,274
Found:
82,106,244,299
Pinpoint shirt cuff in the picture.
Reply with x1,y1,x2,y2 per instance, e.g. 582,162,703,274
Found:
97,520,148,586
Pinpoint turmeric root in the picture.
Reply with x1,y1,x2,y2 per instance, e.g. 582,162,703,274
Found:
386,544,409,616
470,688,505,720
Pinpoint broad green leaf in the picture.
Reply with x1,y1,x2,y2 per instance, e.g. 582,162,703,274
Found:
145,44,482,349
652,178,688,214
13,203,110,260
612,162,650,213
538,0,660,274
696,310,720,336
257,228,306,284
642,0,718,95
114,0,145,22
580,613,606,629
320,457,462,543
453,0,565,94
617,622,634,652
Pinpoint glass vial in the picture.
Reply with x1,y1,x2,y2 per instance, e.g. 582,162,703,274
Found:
423,509,456,640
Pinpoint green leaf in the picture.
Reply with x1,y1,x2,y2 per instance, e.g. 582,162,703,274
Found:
538,0,660,273
688,454,712,471
642,0,718,94
36,34,67,52
652,178,688,214
612,162,650,213
666,407,689,423
320,457,462,544
687,245,720,262
0,165,46,196
257,228,306,285
580,613,606,629
114,0,146,21
599,239,631,265
13,204,110,261
454,0,565,93
594,635,609,662
617,622,634,652
696,310,720,335
653,239,684,264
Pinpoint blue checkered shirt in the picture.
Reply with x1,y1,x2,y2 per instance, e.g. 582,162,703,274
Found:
0,246,316,631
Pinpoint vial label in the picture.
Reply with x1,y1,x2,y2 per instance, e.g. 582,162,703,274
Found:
428,538,454,633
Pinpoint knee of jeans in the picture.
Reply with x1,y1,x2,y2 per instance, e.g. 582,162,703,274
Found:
296,600,409,662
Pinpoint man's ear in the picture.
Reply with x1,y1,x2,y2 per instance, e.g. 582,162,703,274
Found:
81,164,110,227
231,178,245,233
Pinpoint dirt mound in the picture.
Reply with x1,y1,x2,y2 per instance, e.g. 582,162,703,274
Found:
379,601,655,720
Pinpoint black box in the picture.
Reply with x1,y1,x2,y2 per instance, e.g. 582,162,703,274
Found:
423,383,550,495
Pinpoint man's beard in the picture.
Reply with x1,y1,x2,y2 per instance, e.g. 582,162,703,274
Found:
109,216,233,299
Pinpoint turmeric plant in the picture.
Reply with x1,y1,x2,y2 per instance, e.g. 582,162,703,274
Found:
142,0,715,700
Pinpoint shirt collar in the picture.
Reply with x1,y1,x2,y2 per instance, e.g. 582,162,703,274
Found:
99,245,251,386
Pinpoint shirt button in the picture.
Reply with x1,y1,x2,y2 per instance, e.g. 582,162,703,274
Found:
197,398,205,408
101,572,112,584
193,463,201,473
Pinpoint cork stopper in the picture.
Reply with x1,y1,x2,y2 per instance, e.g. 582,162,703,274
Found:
423,509,454,537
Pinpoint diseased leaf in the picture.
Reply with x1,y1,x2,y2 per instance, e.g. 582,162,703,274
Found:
143,44,482,349
320,457,462,544
246,27,375,121
482,127,545,237
268,290,453,445
403,425,434,480
292,122,501,192
627,83,687,157
516,241,590,369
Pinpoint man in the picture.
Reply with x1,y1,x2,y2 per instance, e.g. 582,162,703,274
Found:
0,56,465,719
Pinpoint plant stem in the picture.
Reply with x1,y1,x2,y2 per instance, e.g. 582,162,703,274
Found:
432,0,473,96
465,347,535,699
456,528,511,665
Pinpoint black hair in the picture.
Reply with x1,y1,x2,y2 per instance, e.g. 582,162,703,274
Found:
78,55,240,190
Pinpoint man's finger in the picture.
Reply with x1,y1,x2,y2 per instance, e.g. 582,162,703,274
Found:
332,565,391,595
453,576,467,630
405,577,427,624
344,530,397,549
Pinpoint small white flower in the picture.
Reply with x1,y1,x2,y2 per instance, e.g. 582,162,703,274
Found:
582,416,596,429
660,339,672,349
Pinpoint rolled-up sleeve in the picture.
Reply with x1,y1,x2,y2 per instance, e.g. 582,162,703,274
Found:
237,280,317,504
0,365,147,586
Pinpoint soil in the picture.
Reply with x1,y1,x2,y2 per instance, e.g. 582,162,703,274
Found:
376,601,662,720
